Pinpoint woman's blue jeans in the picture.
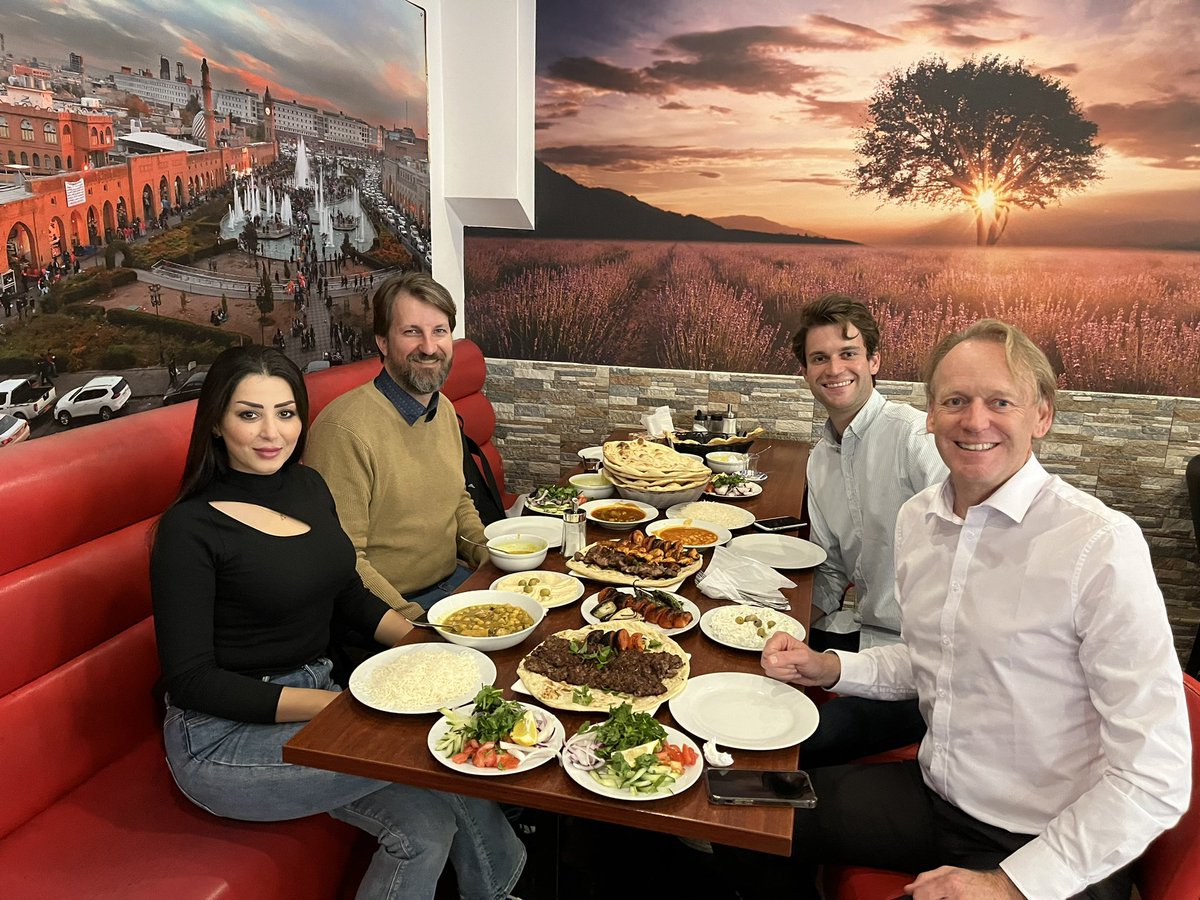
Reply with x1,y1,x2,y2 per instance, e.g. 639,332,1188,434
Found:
163,659,525,900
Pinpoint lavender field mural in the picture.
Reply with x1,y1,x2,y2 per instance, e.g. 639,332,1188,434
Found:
464,0,1200,396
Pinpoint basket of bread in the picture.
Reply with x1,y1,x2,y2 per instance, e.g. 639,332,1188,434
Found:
602,438,711,509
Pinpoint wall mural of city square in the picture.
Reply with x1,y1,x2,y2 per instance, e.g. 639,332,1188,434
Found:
1,0,430,370
464,0,1200,397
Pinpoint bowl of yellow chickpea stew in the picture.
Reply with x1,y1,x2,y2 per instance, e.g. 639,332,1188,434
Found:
427,590,547,651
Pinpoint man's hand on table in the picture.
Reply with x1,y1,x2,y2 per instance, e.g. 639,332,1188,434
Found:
760,632,840,689
905,867,1025,900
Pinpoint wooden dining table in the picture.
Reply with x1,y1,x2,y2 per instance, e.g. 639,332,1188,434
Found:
284,437,814,857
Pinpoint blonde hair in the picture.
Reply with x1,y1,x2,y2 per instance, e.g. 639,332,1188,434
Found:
924,319,1056,409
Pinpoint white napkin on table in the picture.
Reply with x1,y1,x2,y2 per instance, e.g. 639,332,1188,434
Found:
640,406,675,439
696,545,795,607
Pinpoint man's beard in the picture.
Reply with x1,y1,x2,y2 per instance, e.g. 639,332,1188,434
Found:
389,350,451,396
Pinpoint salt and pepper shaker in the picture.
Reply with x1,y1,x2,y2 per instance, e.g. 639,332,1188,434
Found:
693,408,708,433
562,498,586,558
723,403,738,436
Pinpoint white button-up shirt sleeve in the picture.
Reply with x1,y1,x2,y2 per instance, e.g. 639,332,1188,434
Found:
834,459,1190,899
997,514,1190,899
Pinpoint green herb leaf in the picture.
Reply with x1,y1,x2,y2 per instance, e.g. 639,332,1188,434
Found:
572,685,594,706
461,686,526,744
579,702,667,758
712,473,747,487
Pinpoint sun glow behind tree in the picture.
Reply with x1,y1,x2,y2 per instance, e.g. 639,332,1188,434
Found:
853,57,1104,247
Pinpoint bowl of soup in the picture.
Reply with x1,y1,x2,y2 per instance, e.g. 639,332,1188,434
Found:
486,535,550,572
646,517,732,549
581,499,658,531
705,451,749,474
427,589,546,651
568,471,615,499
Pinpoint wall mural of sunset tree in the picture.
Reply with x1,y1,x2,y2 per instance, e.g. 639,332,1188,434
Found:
853,56,1104,247
464,0,1200,397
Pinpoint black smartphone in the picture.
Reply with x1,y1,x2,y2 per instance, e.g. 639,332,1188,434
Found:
706,769,818,807
753,515,805,532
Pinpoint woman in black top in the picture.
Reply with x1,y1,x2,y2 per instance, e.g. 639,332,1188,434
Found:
151,346,525,900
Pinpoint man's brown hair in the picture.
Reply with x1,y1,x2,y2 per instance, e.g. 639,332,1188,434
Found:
790,295,881,367
371,271,457,337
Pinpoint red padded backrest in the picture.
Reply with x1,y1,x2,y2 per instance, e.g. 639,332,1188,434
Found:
0,403,193,577
0,619,161,840
0,522,153,697
1136,674,1200,900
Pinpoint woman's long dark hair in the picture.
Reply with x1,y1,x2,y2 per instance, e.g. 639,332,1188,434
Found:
174,346,309,503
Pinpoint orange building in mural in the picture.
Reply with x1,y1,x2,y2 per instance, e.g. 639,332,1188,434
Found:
0,98,115,176
2,142,276,274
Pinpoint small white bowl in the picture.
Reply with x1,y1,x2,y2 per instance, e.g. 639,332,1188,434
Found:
569,472,615,499
577,446,604,463
706,451,748,474
427,589,546,651
483,517,564,549
486,535,549,572
581,498,658,531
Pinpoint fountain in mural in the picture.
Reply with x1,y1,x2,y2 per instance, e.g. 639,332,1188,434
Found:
217,135,376,258
294,136,311,190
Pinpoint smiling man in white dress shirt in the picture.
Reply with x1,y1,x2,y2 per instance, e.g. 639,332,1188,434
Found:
792,296,947,765
756,319,1190,900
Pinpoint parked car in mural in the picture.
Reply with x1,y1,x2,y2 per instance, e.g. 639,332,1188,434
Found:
162,368,208,406
0,378,55,421
0,413,31,447
54,376,132,426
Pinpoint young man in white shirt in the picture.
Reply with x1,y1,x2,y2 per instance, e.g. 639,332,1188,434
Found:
793,295,946,765
758,320,1190,900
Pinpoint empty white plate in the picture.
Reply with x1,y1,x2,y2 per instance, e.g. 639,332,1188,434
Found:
727,534,827,569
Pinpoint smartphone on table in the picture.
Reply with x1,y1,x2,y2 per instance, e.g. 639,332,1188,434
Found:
706,769,818,807
753,515,806,533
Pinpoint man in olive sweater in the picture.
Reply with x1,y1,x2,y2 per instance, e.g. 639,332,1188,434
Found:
306,273,487,630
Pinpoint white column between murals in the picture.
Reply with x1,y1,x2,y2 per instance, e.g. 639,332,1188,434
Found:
413,0,536,337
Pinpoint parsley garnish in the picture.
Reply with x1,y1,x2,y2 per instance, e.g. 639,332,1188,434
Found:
579,702,667,758
465,685,525,744
572,685,594,706
569,639,617,670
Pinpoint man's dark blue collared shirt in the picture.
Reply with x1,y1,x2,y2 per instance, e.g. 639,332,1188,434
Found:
373,368,440,425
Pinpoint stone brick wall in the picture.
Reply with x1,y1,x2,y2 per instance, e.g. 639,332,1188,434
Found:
484,357,1200,662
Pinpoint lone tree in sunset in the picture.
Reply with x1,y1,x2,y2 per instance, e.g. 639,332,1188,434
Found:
853,57,1102,246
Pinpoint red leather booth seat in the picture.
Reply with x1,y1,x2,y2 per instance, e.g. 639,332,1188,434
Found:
0,340,504,899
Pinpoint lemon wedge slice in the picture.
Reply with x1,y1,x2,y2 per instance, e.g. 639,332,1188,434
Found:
509,710,540,747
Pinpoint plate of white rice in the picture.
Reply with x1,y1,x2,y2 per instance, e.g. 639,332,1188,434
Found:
664,500,756,530
349,644,497,714
700,604,805,651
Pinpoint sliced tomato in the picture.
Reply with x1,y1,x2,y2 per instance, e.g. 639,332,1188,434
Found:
496,752,521,770
463,739,480,754
680,744,699,767
451,750,472,765
478,748,500,768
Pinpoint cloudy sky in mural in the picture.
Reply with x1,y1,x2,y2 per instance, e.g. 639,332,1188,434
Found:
3,0,428,135
536,0,1199,243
